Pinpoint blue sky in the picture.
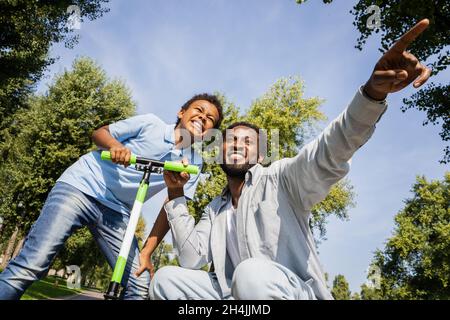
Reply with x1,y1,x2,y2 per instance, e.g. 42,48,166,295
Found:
38,0,449,293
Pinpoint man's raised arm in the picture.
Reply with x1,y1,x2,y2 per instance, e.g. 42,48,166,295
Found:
276,19,431,212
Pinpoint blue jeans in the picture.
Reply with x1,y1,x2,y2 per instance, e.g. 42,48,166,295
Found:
0,182,150,300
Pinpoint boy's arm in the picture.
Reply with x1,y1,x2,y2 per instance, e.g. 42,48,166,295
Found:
92,114,160,166
92,125,132,167
135,200,170,278
138,164,213,274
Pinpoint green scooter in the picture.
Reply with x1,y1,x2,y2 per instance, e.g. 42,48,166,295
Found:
100,151,199,299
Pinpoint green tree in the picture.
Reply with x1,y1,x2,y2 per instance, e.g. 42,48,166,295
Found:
51,216,146,290
371,173,450,299
152,240,179,271
189,77,355,240
51,227,110,288
135,216,147,250
360,283,382,300
296,0,449,163
0,57,135,235
351,292,361,300
331,274,351,300
358,262,384,300
0,0,109,132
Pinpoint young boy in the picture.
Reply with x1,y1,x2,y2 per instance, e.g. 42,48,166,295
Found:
0,94,223,300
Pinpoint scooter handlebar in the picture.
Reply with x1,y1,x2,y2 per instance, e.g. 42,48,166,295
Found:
101,151,136,164
100,151,199,175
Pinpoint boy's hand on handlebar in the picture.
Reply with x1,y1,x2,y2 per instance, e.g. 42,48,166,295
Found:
109,145,132,167
163,158,190,189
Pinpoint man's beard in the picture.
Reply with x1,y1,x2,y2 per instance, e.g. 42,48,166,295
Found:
220,162,256,178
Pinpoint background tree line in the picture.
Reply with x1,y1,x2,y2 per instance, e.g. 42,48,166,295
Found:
331,173,449,300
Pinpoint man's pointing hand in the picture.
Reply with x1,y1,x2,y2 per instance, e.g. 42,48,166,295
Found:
364,19,432,101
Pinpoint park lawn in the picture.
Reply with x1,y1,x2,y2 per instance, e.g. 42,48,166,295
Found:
21,275,82,300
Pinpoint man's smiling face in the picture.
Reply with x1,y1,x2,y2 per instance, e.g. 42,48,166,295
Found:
220,125,261,178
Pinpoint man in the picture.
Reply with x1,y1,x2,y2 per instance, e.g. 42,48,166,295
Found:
149,19,432,300
0,94,223,300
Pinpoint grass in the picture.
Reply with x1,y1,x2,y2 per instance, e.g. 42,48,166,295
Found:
21,275,82,300
1,267,101,300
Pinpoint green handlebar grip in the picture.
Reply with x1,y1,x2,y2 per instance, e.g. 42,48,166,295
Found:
164,161,199,174
100,151,199,174
100,151,136,164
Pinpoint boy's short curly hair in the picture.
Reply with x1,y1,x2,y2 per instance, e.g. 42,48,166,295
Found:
176,93,224,129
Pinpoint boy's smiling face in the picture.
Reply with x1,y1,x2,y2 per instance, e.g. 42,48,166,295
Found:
177,99,220,138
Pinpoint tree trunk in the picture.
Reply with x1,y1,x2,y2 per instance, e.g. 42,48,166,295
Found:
89,269,96,288
82,269,89,287
1,227,19,269
12,237,25,258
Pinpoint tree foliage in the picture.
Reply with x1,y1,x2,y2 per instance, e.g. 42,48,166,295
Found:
351,292,361,300
296,0,450,163
331,274,351,300
360,283,383,300
51,227,110,288
371,173,450,299
0,0,109,130
152,240,179,271
0,57,135,233
401,82,449,164
51,216,146,289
